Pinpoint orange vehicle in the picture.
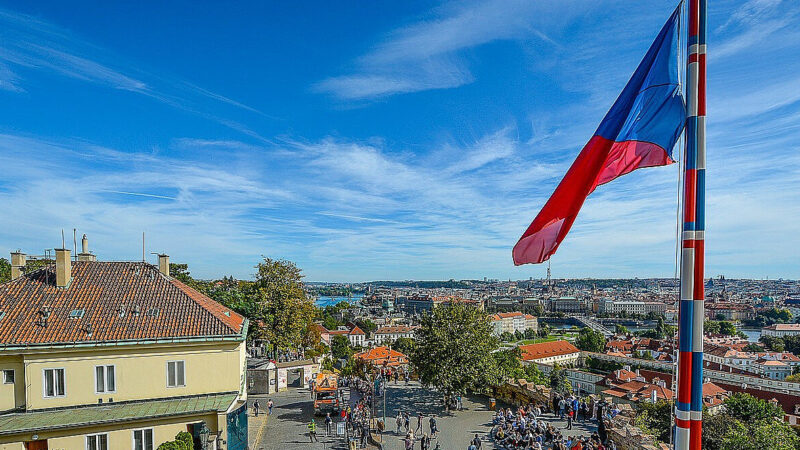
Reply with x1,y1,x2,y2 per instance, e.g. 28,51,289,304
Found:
313,373,340,415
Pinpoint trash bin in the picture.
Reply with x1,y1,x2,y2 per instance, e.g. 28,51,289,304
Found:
490,397,497,410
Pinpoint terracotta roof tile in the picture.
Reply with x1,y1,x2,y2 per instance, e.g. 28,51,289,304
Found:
519,340,580,361
0,262,244,346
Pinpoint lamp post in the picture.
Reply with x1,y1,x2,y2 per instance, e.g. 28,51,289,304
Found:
198,423,209,450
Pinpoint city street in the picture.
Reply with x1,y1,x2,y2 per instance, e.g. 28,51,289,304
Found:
248,387,348,450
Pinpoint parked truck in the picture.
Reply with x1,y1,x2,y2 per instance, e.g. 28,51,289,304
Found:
313,372,341,415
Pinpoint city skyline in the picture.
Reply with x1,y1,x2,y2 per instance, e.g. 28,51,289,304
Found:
1,0,798,282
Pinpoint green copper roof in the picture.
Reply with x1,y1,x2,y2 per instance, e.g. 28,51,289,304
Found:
0,392,238,436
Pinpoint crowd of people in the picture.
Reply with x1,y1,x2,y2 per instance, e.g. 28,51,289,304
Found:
488,395,618,450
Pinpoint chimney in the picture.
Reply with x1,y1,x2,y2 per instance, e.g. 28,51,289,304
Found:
158,254,169,276
55,248,72,288
77,234,96,261
10,252,26,280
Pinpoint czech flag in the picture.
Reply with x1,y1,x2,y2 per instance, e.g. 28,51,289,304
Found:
513,6,686,265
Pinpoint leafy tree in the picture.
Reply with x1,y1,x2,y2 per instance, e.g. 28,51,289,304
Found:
0,258,10,283
500,331,515,342
391,337,416,356
705,320,721,335
251,257,318,350
492,347,547,385
719,418,800,450
724,393,783,422
634,350,654,360
412,304,501,408
538,323,552,338
575,327,606,353
635,400,673,443
743,342,763,352
548,363,572,396
331,335,353,360
785,373,800,383
614,324,630,335
354,318,377,337
639,317,676,340
760,335,785,352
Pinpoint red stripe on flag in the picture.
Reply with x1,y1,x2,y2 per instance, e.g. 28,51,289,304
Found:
675,418,691,429
688,53,699,64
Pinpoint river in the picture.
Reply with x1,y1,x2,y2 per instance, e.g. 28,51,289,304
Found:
315,293,364,307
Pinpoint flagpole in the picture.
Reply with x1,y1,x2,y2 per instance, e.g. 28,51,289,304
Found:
675,0,706,449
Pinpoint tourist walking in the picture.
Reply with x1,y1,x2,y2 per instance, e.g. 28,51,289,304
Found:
471,433,482,449
429,415,438,437
396,412,403,434
253,399,260,417
416,412,424,432
267,398,273,415
404,412,411,432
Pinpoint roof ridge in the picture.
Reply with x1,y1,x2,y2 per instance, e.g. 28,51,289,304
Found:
169,277,244,335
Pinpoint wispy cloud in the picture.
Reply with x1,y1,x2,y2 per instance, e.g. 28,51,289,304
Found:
0,7,270,139
314,0,584,100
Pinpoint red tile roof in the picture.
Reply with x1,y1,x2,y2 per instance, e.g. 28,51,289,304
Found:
354,346,408,367
0,262,245,346
519,340,580,361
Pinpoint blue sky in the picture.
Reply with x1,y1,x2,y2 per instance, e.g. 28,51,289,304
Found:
0,0,798,281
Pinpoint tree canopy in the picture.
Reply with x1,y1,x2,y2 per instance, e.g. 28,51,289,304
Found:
412,304,501,402
575,327,606,353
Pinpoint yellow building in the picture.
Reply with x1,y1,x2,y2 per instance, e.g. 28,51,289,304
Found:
0,245,248,450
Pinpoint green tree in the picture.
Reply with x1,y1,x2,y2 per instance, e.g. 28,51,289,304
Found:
743,343,763,352
705,320,721,335
251,257,318,350
412,304,501,408
720,418,800,450
330,335,353,360
635,400,673,443
575,327,606,353
548,363,572,396
0,258,10,283
500,331,515,342
492,347,547,385
760,335,785,352
354,318,377,337
614,324,630,335
391,337,416,356
723,393,783,422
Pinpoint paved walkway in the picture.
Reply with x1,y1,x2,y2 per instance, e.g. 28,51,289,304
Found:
374,382,597,449
248,388,348,450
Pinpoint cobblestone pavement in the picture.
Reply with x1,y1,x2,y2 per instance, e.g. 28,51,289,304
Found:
374,382,597,450
248,388,348,450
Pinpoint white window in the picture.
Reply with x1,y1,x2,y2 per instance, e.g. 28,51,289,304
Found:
132,428,154,450
167,360,185,388
2,369,13,384
95,365,116,393
43,368,65,398
86,433,108,450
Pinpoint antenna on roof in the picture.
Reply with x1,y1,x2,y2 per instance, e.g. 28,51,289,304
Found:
142,232,145,262
73,229,77,262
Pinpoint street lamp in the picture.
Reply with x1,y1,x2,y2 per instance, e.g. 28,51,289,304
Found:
198,422,209,450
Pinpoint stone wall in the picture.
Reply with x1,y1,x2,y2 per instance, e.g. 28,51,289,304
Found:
604,414,667,450
492,379,551,407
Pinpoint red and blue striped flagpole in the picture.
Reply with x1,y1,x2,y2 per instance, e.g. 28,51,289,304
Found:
676,0,706,449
